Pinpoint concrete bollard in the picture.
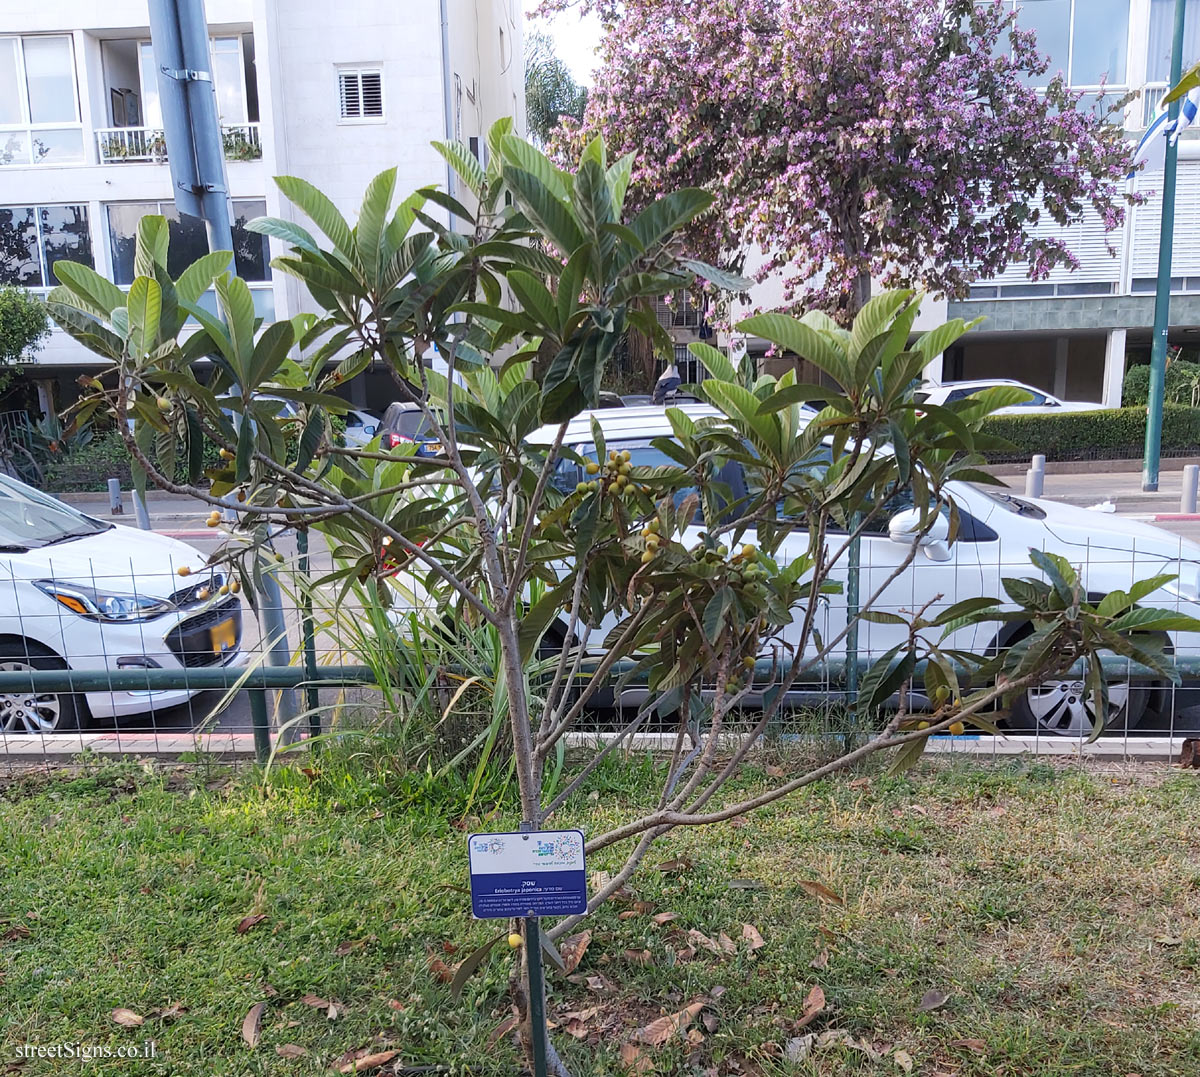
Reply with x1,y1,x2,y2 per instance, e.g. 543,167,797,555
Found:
1024,454,1045,499
107,478,124,515
1183,465,1200,514
131,488,151,530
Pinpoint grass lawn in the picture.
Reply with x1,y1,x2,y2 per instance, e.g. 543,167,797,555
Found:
1,754,1199,1075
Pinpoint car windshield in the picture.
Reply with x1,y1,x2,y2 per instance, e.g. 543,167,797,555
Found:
555,440,746,524
0,475,110,550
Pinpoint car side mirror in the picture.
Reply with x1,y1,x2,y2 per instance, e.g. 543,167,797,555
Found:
365,425,376,435
888,508,952,562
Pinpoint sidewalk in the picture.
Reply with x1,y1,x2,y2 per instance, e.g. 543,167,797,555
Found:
60,489,223,532
54,462,1200,526
989,463,1199,518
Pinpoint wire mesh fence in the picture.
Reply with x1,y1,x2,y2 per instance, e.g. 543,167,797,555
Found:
2,489,1200,771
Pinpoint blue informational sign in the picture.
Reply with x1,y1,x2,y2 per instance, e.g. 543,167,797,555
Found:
467,829,588,919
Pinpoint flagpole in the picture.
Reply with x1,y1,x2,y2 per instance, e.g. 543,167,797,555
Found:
1143,0,1189,492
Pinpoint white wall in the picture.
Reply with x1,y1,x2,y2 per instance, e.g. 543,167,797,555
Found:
726,245,949,338
2,1,252,34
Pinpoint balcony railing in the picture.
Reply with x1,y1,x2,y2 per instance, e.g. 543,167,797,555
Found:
96,123,262,165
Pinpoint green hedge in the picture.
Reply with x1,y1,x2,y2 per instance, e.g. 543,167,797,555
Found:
1122,361,1200,408
41,415,348,493
41,431,224,493
980,404,1200,462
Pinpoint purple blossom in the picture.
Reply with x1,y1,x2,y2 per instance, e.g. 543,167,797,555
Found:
545,0,1139,320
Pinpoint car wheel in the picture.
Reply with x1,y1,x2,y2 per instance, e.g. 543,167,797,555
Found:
0,643,85,734
1007,677,1149,737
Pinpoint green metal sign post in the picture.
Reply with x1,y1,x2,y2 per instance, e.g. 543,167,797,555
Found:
1143,0,1189,492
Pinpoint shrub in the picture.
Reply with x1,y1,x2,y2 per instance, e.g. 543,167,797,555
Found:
981,404,1200,462
1122,360,1200,408
41,429,224,492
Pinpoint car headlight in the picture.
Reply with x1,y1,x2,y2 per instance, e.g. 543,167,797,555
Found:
33,580,177,623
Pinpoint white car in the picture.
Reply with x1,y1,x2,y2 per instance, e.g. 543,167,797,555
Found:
916,379,1104,416
531,405,1200,737
0,474,242,733
342,408,382,448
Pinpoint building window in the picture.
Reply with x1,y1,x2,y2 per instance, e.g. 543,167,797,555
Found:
655,292,701,330
1002,0,1129,89
338,67,383,122
1148,0,1200,84
105,200,271,314
0,205,92,287
0,35,84,166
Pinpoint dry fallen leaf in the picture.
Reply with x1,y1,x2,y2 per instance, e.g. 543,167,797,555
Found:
241,1002,265,1048
765,764,785,778
951,1038,988,1053
337,1049,398,1074
1154,935,1184,946
427,949,455,984
798,880,844,905
636,998,708,1046
795,985,825,1029
619,1042,654,1073
726,878,766,890
561,930,592,975
1,925,31,942
718,932,737,956
894,1048,913,1073
686,929,726,957
387,999,406,1012
155,1001,187,1022
742,924,766,951
300,993,330,1010
623,948,653,965
236,913,267,935
488,1014,519,1047
652,912,678,926
335,939,366,956
656,857,692,874
917,989,949,1013
110,1008,144,1028
810,949,830,970
583,973,615,993
275,1044,307,1059
785,1033,815,1062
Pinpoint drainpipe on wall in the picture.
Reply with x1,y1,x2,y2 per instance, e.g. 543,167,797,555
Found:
439,0,456,232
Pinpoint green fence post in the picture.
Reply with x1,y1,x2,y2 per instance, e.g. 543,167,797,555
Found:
249,688,271,765
296,527,321,740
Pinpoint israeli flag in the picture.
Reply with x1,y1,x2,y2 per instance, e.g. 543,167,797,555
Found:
1131,87,1200,176
1169,86,1200,143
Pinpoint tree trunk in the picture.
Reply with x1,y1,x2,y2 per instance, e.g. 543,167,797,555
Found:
850,269,871,316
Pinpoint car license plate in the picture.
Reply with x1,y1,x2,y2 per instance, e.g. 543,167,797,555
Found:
211,618,237,654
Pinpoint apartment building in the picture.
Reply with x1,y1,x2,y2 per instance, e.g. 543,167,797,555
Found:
0,0,525,413
941,0,1200,405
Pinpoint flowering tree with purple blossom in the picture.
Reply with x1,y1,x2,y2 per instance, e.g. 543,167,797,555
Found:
543,0,1138,319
